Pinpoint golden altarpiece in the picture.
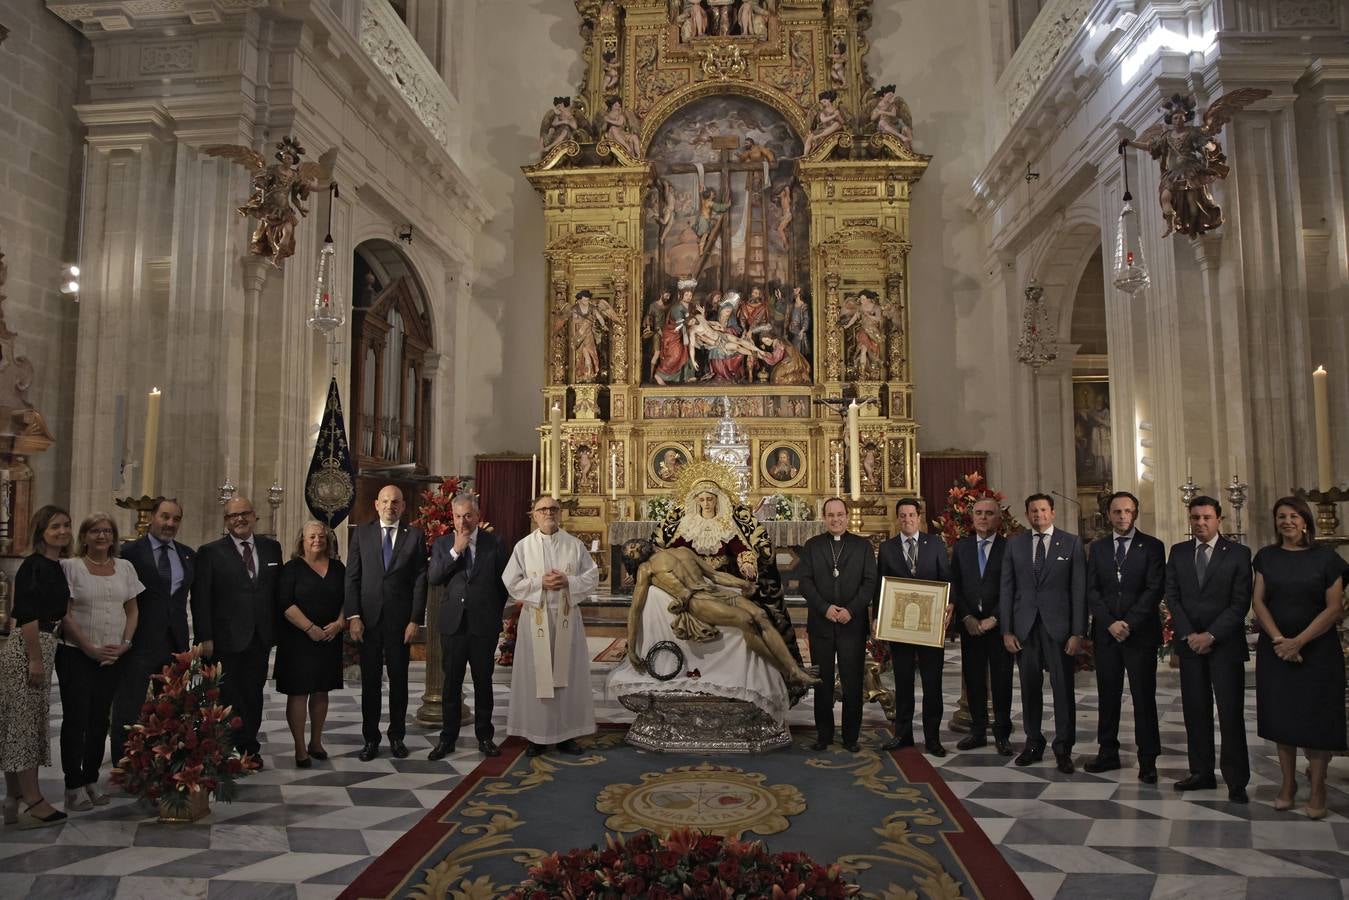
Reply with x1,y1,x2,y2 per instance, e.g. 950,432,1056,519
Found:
524,0,928,549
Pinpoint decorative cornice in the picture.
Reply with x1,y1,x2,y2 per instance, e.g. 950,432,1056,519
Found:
358,0,453,152
46,0,266,31
997,0,1095,123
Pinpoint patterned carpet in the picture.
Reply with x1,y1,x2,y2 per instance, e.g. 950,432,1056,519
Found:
0,640,1345,899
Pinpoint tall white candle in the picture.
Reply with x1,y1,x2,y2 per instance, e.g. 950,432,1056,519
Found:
142,387,161,496
549,404,562,500
847,400,861,501
1314,365,1332,492
531,453,538,500
915,450,922,494
834,451,841,493
610,448,618,500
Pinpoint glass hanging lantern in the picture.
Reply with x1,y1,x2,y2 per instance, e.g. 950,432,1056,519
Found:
1111,145,1150,294
308,183,345,335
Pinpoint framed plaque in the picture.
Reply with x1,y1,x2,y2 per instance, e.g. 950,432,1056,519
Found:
875,576,950,648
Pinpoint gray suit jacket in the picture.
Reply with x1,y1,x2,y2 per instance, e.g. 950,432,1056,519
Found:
999,528,1087,643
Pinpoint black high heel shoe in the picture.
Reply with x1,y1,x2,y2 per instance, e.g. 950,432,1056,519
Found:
18,799,67,829
306,746,329,761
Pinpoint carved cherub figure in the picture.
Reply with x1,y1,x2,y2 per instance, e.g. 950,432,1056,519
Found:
1120,88,1269,237
539,96,580,156
802,90,847,157
205,137,330,267
603,96,642,159
828,39,848,87
601,51,621,93
869,84,913,150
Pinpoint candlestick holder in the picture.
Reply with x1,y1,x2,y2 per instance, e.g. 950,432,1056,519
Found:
847,498,866,535
1225,474,1249,544
1294,486,1347,538
1179,475,1200,508
115,495,163,539
218,474,237,506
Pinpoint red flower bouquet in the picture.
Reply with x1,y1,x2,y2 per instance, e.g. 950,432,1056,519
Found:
410,475,468,552
504,828,858,899
929,471,1021,549
111,647,260,814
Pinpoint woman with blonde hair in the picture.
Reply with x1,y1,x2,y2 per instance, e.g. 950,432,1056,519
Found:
273,521,345,767
1252,496,1347,819
57,512,141,811
0,506,73,827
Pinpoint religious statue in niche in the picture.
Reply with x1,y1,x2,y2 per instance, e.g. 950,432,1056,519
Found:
802,90,847,157
1119,88,1269,238
205,136,331,267
554,290,618,383
641,95,812,386
601,51,620,93
837,289,899,382
539,96,581,156
828,39,848,88
670,0,776,42
573,443,600,494
867,84,913,150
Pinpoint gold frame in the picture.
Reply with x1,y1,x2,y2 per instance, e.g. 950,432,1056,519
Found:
875,576,950,648
759,441,806,489
648,441,693,488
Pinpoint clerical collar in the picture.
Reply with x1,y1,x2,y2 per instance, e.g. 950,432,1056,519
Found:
832,533,843,541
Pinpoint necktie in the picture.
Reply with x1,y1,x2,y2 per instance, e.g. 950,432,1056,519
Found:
977,539,989,577
464,543,474,577
905,537,917,573
1115,536,1127,572
242,540,256,581
1196,543,1209,584
1033,533,1046,579
157,542,173,591
382,527,394,569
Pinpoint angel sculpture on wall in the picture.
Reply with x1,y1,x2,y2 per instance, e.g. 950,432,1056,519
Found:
554,290,618,383
205,136,330,267
602,96,643,159
539,96,580,157
868,84,914,150
802,90,847,157
1120,89,1269,238
674,0,708,41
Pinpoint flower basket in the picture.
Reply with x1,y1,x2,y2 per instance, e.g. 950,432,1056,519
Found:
111,647,260,820
504,827,858,899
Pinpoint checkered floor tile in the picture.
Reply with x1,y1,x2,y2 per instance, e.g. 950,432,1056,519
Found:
1,640,1346,899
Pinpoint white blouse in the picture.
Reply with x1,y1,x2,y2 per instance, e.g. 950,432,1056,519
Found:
61,557,144,649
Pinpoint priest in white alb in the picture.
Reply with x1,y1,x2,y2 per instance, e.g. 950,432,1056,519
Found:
503,495,599,756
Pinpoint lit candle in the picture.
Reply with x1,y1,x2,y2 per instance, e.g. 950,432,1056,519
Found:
610,448,618,501
141,387,161,497
1314,365,1332,492
915,450,921,493
834,451,841,492
531,453,538,500
847,400,860,501
550,403,562,500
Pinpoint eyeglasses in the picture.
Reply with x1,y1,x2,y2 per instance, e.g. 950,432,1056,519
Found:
533,507,562,514
87,528,115,535
224,511,256,521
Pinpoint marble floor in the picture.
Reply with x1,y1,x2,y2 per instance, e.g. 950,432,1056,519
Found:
0,640,1346,900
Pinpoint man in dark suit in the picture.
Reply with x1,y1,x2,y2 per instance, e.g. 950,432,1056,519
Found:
950,497,1013,756
999,492,1086,774
345,485,429,762
1165,495,1251,802
1085,491,1165,783
877,498,952,755
427,493,509,760
798,497,876,753
191,496,282,761
111,498,195,766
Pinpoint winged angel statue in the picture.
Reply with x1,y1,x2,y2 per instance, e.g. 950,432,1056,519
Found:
1120,89,1269,238
204,136,331,266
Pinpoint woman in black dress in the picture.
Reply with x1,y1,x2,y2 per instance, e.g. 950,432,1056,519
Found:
1252,496,1347,820
0,506,73,828
274,521,345,768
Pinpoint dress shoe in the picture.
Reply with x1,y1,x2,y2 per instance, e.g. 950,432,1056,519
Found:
295,756,312,769
1174,773,1217,792
358,742,380,762
880,736,914,752
924,741,947,758
555,739,584,755
809,740,830,751
390,740,410,759
428,741,454,761
1138,765,1158,785
478,739,501,757
1014,744,1044,767
994,737,1014,757
525,742,547,757
956,734,986,752
842,742,861,753
306,745,329,761
1227,787,1249,804
1083,755,1121,774
1055,752,1075,775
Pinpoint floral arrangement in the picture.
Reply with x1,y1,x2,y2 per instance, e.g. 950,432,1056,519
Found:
929,471,1021,549
111,647,260,812
504,828,858,900
646,497,674,522
410,475,468,551
497,603,521,666
1158,603,1176,661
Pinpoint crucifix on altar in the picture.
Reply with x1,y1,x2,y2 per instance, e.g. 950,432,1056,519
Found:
656,134,789,293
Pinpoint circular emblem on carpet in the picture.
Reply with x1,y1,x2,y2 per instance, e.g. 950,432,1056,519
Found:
595,762,805,838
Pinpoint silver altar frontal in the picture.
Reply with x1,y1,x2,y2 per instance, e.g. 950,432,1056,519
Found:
617,692,791,754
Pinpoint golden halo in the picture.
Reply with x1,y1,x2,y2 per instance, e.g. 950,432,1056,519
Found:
668,459,743,506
